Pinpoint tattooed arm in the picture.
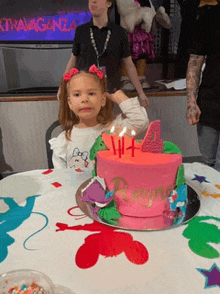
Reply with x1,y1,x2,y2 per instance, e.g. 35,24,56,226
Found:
186,54,205,125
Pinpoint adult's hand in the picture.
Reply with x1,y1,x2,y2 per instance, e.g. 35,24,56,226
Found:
186,103,201,125
139,92,149,108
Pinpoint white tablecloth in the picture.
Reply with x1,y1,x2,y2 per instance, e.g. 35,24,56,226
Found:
0,163,220,294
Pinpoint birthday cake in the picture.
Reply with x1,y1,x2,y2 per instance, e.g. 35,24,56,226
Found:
80,121,187,228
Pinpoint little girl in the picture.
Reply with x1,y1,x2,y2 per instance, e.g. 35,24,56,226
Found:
49,64,149,171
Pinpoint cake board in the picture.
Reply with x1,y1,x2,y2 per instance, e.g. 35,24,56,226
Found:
76,179,200,231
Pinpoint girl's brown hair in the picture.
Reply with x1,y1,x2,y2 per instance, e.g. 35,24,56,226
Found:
59,71,113,140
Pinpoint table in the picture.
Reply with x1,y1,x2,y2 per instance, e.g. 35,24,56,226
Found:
0,163,220,294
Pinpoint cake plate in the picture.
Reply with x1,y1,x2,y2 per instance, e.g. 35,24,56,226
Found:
76,179,200,231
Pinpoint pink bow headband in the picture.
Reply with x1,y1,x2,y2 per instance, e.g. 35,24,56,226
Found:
63,64,104,81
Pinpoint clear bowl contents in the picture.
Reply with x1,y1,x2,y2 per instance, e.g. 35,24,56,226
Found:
0,269,55,294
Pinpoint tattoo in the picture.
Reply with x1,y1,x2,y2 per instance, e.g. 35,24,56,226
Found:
186,54,205,105
191,60,197,67
186,104,200,123
187,105,196,111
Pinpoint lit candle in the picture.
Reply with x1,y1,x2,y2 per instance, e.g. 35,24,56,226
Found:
110,125,116,155
110,125,115,133
131,130,136,157
119,127,127,154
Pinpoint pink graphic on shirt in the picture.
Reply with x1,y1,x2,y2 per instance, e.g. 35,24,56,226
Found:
56,207,149,269
69,148,89,172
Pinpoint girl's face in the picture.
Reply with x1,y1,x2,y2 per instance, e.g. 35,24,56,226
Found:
68,73,106,128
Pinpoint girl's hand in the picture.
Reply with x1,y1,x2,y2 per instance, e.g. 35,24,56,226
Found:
105,90,128,105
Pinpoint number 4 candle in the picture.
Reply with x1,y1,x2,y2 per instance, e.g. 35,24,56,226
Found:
141,120,163,153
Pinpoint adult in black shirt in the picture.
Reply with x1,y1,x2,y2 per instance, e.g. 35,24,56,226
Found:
175,0,200,78
58,0,149,107
186,3,220,171
72,19,130,94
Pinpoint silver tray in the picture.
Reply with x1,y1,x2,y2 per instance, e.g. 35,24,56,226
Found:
76,179,200,231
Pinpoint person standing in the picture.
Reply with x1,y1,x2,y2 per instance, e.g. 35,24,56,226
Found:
175,0,200,78
186,2,220,172
58,0,149,107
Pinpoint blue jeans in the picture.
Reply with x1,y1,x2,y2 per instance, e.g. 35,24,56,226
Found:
197,123,220,172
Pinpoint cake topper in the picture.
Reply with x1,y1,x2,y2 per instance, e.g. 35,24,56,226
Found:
81,177,114,214
141,120,163,153
80,176,120,224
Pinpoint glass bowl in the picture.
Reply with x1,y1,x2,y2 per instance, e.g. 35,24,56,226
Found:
0,269,55,293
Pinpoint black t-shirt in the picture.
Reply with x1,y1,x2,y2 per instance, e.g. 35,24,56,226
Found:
190,5,220,131
72,18,131,93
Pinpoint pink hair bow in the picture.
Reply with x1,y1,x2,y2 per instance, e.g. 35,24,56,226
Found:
89,64,104,79
63,68,79,81
63,65,103,81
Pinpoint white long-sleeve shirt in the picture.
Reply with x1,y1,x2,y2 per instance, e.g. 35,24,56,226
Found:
49,97,149,170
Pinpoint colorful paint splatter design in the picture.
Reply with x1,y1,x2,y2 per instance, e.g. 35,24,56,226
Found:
56,206,149,269
182,216,220,259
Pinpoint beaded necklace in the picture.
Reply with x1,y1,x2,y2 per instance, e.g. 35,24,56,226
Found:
90,27,111,68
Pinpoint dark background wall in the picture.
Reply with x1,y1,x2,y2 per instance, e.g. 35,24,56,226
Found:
0,0,201,93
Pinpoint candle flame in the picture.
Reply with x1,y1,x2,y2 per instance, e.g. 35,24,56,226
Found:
110,125,115,133
131,130,136,137
119,127,127,137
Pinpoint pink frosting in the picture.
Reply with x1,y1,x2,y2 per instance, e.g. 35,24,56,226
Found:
97,150,182,218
